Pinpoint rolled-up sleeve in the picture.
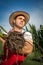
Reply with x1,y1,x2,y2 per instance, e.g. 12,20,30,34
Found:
24,32,33,45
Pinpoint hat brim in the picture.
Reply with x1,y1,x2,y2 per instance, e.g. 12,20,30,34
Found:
9,11,30,27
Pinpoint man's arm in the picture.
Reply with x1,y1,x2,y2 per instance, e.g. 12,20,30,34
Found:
0,37,5,45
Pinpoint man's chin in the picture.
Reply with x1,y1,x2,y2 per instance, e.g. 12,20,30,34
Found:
17,25,23,29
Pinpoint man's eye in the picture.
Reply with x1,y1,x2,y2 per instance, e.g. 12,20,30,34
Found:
18,18,25,22
23,19,25,22
19,18,22,19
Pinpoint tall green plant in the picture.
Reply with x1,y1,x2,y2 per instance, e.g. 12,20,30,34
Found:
38,25,43,52
22,24,43,65
0,26,7,33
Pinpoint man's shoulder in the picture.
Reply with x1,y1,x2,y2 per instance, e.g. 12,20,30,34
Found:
24,31,32,35
8,29,14,34
24,31,33,41
24,31,32,38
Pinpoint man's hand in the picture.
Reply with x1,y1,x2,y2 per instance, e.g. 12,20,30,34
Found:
19,40,33,55
0,37,5,45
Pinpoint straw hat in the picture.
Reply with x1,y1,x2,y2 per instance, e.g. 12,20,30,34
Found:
9,11,30,27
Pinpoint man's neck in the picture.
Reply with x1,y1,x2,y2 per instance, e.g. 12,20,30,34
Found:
13,26,22,33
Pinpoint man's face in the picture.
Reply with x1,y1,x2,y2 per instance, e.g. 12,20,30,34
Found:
13,16,25,28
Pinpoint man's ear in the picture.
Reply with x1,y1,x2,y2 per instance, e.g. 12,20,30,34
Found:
12,20,15,27
13,20,15,23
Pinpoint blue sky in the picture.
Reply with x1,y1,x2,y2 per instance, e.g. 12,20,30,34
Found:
0,0,43,32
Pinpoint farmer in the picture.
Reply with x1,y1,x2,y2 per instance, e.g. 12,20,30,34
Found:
0,11,33,65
